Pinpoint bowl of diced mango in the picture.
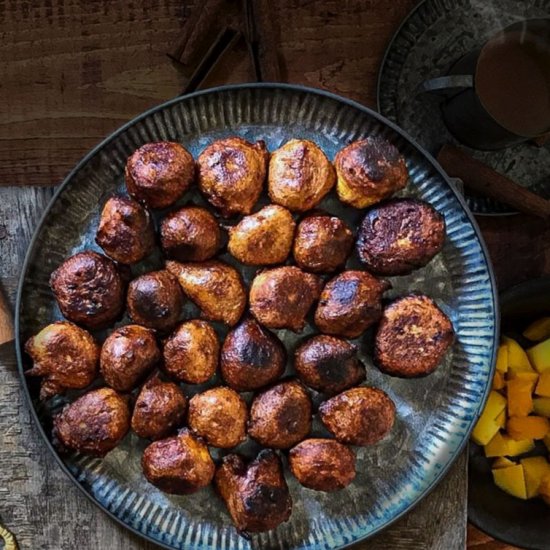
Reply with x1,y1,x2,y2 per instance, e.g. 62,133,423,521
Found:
469,277,550,550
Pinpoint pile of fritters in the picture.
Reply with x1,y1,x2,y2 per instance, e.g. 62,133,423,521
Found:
24,135,454,534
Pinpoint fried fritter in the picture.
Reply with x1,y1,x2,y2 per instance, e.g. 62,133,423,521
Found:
160,206,221,262
374,294,454,377
221,318,286,392
356,199,446,275
248,380,312,449
292,213,353,273
289,438,356,491
294,335,365,395
95,195,155,264
50,251,125,329
188,387,248,449
268,139,335,212
249,266,322,331
142,429,215,494
53,387,130,457
215,450,292,533
228,204,295,266
318,387,395,446
197,137,268,217
126,270,184,331
25,321,99,400
166,260,246,326
131,375,187,440
125,142,194,209
335,137,408,208
314,270,390,338
163,320,219,384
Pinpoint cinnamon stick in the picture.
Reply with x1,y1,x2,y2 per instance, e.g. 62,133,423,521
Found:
437,144,550,219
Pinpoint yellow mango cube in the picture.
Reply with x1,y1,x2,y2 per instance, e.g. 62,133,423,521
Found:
505,337,534,372
523,317,550,342
492,464,528,499
527,338,550,373
472,417,500,446
507,371,539,383
484,433,534,457
536,372,550,397
506,437,535,456
484,391,507,419
496,409,507,429
492,370,505,391
533,398,550,418
520,456,550,498
507,376,535,417
496,344,509,374
507,416,550,441
493,457,516,469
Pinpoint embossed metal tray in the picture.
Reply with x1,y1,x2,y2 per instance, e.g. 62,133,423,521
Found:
16,84,497,549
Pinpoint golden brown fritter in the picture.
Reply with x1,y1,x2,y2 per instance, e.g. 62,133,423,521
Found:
249,266,322,331
131,375,187,440
160,206,221,262
188,387,248,449
292,213,353,273
356,199,446,276
248,380,312,449
227,204,295,266
95,195,155,264
221,318,286,392
294,335,365,395
374,294,454,377
335,137,408,208
288,438,356,492
126,270,184,331
214,450,292,533
163,320,219,384
318,387,396,446
142,429,215,494
53,387,130,457
100,325,160,392
268,139,336,212
166,260,246,327
314,270,390,338
25,321,99,400
197,137,268,217
125,142,195,209
50,251,125,329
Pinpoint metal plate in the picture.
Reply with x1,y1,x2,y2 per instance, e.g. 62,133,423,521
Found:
16,84,497,550
377,0,550,215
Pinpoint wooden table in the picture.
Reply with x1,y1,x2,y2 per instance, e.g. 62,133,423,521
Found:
1,1,547,548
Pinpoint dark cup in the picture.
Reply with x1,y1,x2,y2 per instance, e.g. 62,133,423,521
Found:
420,19,550,150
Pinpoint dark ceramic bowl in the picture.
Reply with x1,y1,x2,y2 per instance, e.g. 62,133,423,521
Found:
469,277,550,550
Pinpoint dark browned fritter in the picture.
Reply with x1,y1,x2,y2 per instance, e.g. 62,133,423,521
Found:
125,141,195,209
25,321,99,400
228,204,296,266
131,375,187,440
356,198,446,276
95,195,155,264
53,387,130,457
375,294,454,377
221,318,286,392
197,137,268,217
142,429,215,494
293,213,353,273
335,137,408,208
166,260,246,327
319,387,396,446
314,270,390,338
163,320,219,384
126,270,184,331
294,335,366,395
215,450,292,533
50,251,125,329
248,380,312,449
249,266,322,331
188,387,248,449
268,139,336,212
160,206,221,262
100,324,160,392
289,438,356,492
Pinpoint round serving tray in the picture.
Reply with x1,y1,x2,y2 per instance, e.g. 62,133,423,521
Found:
16,83,497,550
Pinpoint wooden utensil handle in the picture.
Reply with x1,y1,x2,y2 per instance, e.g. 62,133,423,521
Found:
437,144,550,219
0,288,14,345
